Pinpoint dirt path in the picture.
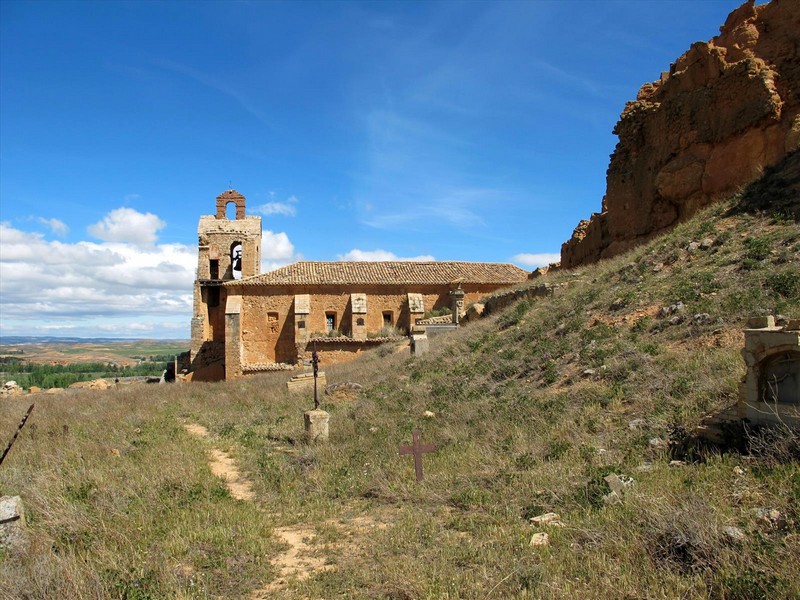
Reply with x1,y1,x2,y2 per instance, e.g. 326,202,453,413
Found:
183,423,255,501
183,422,391,596
250,525,332,597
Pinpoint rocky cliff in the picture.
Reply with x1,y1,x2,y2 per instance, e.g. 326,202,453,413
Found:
561,0,799,269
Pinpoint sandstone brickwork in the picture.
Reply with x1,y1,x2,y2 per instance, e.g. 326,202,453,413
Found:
190,190,261,378
224,264,525,373
190,192,529,380
562,0,800,269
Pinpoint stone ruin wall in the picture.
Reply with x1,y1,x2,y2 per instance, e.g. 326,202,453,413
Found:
561,0,800,269
190,190,262,379
222,284,494,370
196,215,262,281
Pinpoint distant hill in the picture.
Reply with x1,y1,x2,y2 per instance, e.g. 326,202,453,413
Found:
0,336,189,345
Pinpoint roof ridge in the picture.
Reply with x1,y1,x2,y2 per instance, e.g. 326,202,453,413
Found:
226,260,529,287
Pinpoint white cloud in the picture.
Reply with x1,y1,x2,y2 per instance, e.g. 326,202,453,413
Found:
37,217,69,236
253,194,299,217
253,202,297,217
260,230,302,273
512,252,561,268
88,207,166,246
359,186,492,231
262,230,295,261
337,249,436,262
0,217,196,337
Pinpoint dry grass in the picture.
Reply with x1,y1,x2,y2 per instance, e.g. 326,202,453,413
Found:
2,171,799,598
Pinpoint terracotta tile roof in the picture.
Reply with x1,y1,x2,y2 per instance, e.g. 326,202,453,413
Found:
226,261,529,287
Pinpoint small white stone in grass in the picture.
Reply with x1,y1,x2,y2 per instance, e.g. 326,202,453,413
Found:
529,532,549,547
530,513,565,527
722,526,745,542
423,410,436,418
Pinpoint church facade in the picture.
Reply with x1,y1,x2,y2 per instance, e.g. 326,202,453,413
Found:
190,191,529,380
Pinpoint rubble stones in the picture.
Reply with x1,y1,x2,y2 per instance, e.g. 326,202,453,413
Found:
754,507,785,529
324,382,363,394
1,381,23,396
628,418,648,430
603,474,634,504
530,513,565,527
722,526,746,542
660,302,685,317
529,532,550,547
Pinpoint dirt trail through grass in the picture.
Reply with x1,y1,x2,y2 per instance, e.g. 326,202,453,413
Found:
250,525,332,597
183,423,255,501
183,422,362,594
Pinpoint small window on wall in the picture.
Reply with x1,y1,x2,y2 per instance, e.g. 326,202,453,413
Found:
209,259,219,280
267,312,279,334
383,311,393,327
356,317,365,327
326,313,336,332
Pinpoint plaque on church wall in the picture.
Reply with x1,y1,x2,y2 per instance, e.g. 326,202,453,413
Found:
351,293,367,314
408,293,425,314
295,294,310,315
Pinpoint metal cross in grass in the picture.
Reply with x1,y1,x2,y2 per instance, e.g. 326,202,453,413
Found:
399,429,436,482
311,342,320,410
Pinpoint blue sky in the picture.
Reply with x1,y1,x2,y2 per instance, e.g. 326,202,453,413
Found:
0,0,737,339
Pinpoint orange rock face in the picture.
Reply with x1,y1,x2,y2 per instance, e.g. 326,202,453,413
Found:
561,0,800,269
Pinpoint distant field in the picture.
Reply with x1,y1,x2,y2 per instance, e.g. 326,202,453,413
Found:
0,339,189,367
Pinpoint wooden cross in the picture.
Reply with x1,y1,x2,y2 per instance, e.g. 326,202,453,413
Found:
398,429,436,482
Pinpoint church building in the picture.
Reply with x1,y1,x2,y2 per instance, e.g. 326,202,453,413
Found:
189,190,529,380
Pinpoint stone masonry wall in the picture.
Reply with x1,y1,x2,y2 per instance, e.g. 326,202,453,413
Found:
233,284,496,365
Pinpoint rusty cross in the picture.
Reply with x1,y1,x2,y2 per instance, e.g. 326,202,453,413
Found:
311,342,320,410
398,429,436,482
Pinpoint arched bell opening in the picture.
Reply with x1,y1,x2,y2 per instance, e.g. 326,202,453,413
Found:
231,241,243,280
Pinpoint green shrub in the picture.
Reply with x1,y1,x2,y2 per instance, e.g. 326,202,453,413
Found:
765,270,800,299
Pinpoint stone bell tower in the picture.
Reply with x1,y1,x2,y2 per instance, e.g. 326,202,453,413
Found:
189,190,261,379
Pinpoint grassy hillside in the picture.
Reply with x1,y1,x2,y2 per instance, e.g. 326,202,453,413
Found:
1,173,798,598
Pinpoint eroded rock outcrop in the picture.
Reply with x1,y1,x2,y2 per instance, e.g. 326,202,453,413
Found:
562,0,799,269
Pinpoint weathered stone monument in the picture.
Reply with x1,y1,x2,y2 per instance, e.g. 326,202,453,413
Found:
410,334,429,356
304,409,330,443
450,285,465,325
0,495,25,551
739,316,800,427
